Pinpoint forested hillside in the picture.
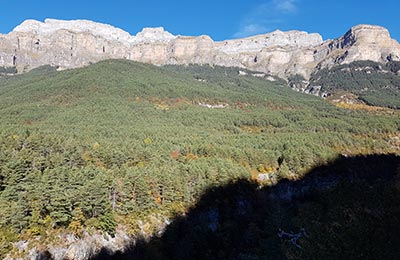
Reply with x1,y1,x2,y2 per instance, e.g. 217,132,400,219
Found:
0,60,399,257
310,60,400,108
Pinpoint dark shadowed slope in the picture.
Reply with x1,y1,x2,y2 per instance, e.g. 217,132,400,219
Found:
92,154,400,260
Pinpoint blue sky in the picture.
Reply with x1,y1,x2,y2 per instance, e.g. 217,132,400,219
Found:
0,0,399,41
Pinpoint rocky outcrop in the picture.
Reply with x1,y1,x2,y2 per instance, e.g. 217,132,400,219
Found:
0,19,399,79
315,25,400,70
4,229,131,260
5,214,172,260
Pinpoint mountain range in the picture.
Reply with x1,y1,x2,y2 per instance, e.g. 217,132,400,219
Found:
1,19,399,81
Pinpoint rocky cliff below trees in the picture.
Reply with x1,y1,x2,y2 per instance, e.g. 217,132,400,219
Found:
1,19,399,81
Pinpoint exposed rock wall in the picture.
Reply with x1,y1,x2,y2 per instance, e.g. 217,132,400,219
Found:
315,25,400,70
1,19,399,79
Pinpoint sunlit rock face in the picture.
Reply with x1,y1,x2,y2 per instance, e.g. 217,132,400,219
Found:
315,24,400,70
1,19,399,79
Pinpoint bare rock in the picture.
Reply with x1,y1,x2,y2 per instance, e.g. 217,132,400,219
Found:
134,27,175,43
13,19,134,43
1,19,399,81
315,25,400,69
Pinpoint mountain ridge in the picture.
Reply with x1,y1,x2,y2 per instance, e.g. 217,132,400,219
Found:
1,19,399,80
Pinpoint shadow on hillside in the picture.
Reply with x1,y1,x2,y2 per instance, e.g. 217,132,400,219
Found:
92,154,400,260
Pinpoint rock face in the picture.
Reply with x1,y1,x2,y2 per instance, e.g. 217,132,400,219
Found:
315,25,400,70
0,19,399,79
4,229,131,260
5,214,172,260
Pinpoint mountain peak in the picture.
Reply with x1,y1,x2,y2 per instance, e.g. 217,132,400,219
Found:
13,18,134,43
350,24,389,32
134,27,176,43
346,24,391,43
332,23,400,63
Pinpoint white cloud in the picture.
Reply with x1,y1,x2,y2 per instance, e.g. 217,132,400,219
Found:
233,0,299,38
274,0,297,13
233,24,269,38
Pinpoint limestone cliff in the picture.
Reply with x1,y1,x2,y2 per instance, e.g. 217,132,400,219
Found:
0,19,399,80
315,24,400,69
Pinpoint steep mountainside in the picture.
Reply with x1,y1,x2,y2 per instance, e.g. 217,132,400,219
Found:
0,19,399,80
310,60,400,108
0,60,399,259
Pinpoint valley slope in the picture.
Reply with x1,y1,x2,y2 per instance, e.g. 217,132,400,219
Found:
0,60,399,259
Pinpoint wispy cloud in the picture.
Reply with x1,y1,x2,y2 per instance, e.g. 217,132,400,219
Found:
233,24,269,38
233,0,299,38
274,0,297,13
